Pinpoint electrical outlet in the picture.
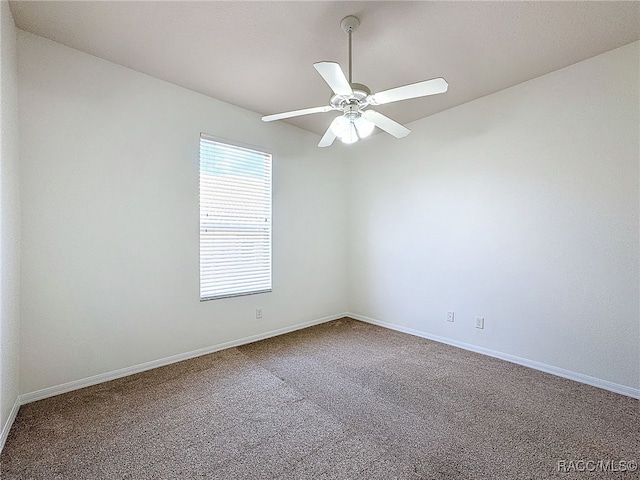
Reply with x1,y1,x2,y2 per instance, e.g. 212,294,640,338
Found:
256,309,263,319
447,311,455,322
475,317,484,329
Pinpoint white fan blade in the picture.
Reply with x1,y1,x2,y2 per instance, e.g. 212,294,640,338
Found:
318,119,339,147
262,105,332,122
313,62,353,96
368,77,448,106
363,110,410,138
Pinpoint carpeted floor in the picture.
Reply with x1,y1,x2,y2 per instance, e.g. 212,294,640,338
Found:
1,318,638,479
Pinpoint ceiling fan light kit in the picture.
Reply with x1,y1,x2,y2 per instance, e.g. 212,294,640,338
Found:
262,15,448,147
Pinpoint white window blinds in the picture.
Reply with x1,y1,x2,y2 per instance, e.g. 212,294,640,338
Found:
199,135,272,300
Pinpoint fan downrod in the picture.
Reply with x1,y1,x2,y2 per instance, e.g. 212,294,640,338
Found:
341,16,360,85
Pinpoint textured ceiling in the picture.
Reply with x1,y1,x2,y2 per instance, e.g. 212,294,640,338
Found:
9,1,640,138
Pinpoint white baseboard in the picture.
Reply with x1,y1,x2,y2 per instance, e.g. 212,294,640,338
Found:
0,397,20,453
19,312,347,406
349,312,640,399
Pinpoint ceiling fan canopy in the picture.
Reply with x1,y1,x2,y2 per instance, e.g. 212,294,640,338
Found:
262,15,449,147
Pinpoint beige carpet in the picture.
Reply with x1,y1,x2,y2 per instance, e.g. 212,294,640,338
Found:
1,318,638,479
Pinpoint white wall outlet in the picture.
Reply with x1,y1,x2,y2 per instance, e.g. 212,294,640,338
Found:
256,309,263,319
447,311,455,322
475,317,484,329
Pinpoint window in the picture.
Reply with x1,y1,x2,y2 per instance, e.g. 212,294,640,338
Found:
199,134,272,300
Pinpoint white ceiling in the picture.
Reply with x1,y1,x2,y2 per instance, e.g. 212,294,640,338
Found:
9,1,640,137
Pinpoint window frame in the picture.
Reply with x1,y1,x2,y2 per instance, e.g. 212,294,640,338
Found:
199,133,273,301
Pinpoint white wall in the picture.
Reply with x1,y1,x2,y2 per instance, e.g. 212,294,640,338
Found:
17,31,348,395
15,27,639,400
348,42,639,392
0,0,21,446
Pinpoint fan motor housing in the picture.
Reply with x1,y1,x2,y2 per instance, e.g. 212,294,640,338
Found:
350,83,371,96
330,83,371,111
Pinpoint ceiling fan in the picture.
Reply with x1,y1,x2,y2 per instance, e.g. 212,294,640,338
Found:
262,15,449,147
